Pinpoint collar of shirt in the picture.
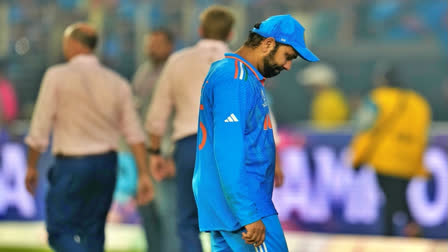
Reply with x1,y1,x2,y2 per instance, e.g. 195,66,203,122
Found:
69,54,100,65
151,61,165,73
195,39,229,52
224,52,265,85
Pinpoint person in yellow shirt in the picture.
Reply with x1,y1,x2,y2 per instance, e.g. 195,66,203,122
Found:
350,64,431,237
299,63,349,129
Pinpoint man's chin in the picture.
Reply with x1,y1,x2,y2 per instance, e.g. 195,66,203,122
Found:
264,71,281,78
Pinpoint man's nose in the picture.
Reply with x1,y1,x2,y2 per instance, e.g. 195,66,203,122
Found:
283,60,292,71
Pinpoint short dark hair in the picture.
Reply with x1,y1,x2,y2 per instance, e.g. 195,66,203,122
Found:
244,23,264,48
151,28,175,44
244,23,281,54
374,63,403,87
70,27,98,50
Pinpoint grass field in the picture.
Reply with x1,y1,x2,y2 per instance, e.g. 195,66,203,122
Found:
0,222,212,252
1,222,447,252
0,248,143,252
0,222,147,252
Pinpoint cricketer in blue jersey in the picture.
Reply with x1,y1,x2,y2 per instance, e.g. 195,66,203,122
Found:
193,14,319,251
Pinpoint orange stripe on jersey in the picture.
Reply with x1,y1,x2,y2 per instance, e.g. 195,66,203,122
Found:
200,104,204,110
226,56,263,81
199,122,207,150
263,114,272,130
234,59,239,79
263,115,268,130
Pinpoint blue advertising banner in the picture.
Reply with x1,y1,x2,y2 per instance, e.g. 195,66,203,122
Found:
1,129,447,239
273,128,448,239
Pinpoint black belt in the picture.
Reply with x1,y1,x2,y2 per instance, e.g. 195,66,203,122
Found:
55,150,116,159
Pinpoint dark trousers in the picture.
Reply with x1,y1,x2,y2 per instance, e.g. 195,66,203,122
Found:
138,177,179,252
46,152,117,252
173,135,203,252
376,173,413,236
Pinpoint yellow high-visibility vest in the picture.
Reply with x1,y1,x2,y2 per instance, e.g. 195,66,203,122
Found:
350,87,431,178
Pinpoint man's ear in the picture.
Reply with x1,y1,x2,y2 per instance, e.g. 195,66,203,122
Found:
260,37,276,55
226,31,233,42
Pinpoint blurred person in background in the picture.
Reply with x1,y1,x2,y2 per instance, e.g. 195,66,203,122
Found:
193,14,319,251
0,59,19,127
107,151,148,225
133,28,175,117
299,63,349,129
145,6,235,252
350,64,431,237
132,28,179,252
24,22,154,252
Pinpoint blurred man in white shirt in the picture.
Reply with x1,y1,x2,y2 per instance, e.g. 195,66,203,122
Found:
25,22,153,252
145,6,235,252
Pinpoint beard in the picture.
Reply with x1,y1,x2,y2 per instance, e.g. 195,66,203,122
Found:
261,54,283,78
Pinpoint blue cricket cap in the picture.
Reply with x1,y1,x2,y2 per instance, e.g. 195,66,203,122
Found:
252,14,319,62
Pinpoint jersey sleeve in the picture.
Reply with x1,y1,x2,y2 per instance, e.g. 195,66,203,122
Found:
211,74,261,226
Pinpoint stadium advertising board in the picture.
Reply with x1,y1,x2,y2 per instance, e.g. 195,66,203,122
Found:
0,130,447,238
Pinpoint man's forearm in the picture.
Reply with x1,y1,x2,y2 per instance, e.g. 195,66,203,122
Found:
129,142,149,176
27,146,41,170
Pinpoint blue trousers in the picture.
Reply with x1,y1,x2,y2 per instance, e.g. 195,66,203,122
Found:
174,135,203,252
46,152,117,252
210,215,288,252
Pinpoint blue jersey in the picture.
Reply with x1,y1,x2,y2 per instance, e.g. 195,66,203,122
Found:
193,53,277,232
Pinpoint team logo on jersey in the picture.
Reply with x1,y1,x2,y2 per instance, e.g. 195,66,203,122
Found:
224,113,239,123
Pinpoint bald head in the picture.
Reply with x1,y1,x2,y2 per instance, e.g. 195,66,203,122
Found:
64,23,98,50
62,23,98,61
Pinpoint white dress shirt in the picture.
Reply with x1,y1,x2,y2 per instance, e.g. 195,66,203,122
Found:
25,54,145,155
145,39,230,141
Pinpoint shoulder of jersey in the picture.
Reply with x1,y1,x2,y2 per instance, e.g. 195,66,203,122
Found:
210,57,250,82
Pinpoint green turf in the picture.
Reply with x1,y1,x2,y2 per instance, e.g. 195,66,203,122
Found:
0,248,143,252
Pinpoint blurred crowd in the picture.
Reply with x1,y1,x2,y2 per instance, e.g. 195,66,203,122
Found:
0,0,447,130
